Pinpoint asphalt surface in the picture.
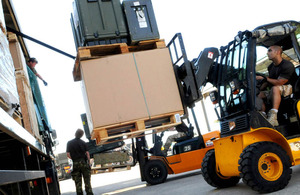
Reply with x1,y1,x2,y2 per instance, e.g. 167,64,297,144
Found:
60,164,300,195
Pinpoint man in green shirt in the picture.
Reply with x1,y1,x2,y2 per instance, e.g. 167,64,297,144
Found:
27,57,48,86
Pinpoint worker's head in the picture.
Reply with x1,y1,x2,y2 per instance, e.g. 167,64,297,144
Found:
75,129,84,139
28,57,38,67
267,45,283,61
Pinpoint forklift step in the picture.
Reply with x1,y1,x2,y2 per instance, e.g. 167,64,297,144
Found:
91,111,182,145
73,39,166,81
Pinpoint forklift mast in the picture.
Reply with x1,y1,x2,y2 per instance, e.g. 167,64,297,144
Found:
135,135,148,181
167,33,219,135
167,33,219,109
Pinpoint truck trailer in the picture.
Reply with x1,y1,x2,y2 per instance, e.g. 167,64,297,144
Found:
0,1,60,194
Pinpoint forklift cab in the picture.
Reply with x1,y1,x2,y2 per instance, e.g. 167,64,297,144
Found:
254,21,300,137
172,126,205,155
201,21,300,193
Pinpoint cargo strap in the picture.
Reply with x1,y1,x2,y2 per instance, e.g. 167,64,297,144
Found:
132,53,151,118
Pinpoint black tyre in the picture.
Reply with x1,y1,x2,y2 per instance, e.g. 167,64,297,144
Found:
144,160,168,185
238,142,292,193
201,150,240,188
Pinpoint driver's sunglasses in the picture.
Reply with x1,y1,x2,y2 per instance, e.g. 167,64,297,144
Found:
268,49,273,52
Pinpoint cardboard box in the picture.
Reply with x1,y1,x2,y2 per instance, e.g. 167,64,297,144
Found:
15,70,42,143
9,33,30,74
81,48,183,132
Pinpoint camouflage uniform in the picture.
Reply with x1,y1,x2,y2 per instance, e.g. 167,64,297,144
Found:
71,160,93,195
163,132,186,155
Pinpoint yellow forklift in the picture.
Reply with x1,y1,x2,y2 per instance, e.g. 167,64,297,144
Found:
193,21,300,193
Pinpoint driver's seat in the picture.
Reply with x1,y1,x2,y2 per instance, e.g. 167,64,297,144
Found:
174,125,194,143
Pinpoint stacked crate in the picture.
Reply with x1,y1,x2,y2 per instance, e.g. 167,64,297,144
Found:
0,24,18,105
0,19,21,122
8,33,42,143
72,0,183,145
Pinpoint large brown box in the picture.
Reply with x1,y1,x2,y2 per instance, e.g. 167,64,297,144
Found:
15,70,42,143
9,33,29,72
8,33,41,142
81,48,183,132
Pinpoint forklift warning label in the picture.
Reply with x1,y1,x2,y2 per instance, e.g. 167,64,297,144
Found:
290,141,300,151
208,52,214,59
136,9,147,28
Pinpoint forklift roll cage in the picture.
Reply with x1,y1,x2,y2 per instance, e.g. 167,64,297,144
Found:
200,21,300,193
209,21,300,138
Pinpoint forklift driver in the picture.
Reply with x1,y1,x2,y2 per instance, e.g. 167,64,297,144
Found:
162,122,190,156
256,45,297,126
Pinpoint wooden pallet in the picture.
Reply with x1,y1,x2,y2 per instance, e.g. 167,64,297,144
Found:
91,111,183,145
8,32,18,42
73,39,166,81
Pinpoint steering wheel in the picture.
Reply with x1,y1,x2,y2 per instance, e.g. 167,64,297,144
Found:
256,73,267,95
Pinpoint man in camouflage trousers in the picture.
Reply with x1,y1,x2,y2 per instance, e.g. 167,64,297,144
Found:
67,129,93,195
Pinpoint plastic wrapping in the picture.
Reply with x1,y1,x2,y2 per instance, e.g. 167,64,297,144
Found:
0,29,19,105
0,0,5,31
252,23,297,43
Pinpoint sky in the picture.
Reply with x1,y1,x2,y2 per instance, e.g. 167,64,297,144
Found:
9,0,300,153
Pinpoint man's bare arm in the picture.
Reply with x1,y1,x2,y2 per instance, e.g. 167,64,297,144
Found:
267,77,288,86
86,151,91,162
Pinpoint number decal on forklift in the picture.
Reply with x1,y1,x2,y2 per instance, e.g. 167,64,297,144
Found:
184,145,192,152
290,141,300,151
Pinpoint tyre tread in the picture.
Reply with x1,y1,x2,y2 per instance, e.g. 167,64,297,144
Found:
238,142,292,193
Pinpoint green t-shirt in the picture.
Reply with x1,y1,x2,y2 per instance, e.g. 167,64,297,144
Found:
30,67,37,75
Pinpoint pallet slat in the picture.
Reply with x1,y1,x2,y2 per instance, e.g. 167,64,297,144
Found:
91,112,183,145
73,39,166,81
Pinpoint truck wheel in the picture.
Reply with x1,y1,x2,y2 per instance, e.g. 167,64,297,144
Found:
144,160,167,185
202,150,240,188
238,142,292,193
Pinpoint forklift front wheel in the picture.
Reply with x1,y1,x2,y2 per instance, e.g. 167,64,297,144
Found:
144,160,168,185
238,142,292,193
202,150,240,188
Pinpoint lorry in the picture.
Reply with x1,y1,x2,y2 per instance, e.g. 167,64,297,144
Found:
190,21,300,193
0,1,60,194
55,153,72,180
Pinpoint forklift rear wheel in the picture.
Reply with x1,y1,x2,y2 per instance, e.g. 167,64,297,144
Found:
202,150,240,188
144,160,167,185
238,142,292,193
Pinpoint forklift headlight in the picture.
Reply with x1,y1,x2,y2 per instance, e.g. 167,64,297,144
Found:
205,141,214,147
230,79,240,95
209,91,218,104
229,121,236,131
